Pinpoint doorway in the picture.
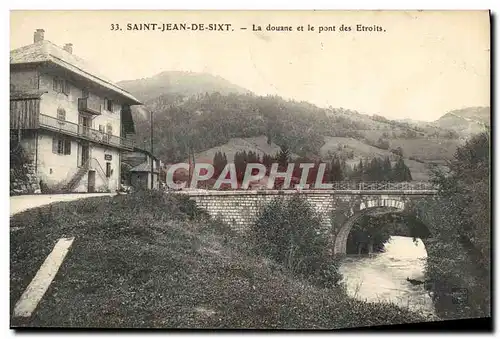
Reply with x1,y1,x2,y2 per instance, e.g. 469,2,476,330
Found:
79,115,91,136
81,143,90,166
88,170,96,192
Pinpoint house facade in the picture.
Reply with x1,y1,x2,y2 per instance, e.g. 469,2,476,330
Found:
10,29,142,193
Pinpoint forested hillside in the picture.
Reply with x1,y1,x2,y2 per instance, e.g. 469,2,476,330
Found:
119,72,489,182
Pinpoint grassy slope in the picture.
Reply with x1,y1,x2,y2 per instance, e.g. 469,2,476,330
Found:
434,106,490,134
10,192,431,329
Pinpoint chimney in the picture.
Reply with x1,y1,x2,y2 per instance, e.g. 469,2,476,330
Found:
34,29,44,43
63,43,73,54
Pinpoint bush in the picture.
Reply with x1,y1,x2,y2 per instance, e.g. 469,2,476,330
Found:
252,194,342,288
376,137,390,150
10,143,30,182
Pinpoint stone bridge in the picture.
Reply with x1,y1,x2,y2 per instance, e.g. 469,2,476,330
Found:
179,182,438,255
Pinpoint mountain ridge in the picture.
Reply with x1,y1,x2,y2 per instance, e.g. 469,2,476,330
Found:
118,71,252,103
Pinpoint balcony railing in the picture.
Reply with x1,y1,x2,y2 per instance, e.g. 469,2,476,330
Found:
39,114,134,150
78,98,102,115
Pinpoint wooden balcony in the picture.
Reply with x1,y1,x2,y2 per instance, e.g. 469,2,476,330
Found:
78,98,102,115
39,114,134,150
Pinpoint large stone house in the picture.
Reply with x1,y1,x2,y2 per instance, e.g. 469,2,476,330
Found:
10,29,142,193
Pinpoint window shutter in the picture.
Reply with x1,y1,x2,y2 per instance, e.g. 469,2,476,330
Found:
53,78,58,91
58,140,64,154
63,80,70,95
64,139,71,155
52,137,58,153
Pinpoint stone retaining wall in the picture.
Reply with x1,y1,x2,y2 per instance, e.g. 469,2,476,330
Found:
10,163,41,195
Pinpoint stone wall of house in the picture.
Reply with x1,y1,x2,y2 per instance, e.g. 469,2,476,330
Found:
10,163,41,195
10,132,41,196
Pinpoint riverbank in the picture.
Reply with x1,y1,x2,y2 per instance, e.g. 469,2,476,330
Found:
10,191,433,328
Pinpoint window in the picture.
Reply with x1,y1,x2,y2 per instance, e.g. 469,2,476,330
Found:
106,162,112,178
53,77,70,95
98,124,105,133
104,98,114,112
82,88,89,99
57,107,66,121
52,136,71,155
106,123,113,135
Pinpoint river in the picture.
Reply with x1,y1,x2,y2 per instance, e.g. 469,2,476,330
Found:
339,235,437,319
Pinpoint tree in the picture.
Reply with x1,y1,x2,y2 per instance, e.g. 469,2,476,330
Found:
234,151,248,183
376,137,390,150
418,131,490,319
392,158,412,182
262,154,274,173
382,156,392,181
253,195,342,288
276,143,290,170
346,215,392,254
329,156,344,182
391,146,404,158
213,151,228,177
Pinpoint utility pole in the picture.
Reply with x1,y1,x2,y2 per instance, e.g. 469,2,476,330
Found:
150,110,154,190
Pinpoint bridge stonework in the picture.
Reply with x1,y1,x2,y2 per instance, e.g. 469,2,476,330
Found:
180,188,437,255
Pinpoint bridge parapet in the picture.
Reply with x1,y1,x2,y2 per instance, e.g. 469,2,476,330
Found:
176,189,438,197
174,181,438,196
180,186,436,254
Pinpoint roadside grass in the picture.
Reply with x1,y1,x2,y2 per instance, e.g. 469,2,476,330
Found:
11,191,431,328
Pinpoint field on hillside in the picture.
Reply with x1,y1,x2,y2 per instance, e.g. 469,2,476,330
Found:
187,135,454,182
388,139,461,162
321,137,434,181
191,136,297,163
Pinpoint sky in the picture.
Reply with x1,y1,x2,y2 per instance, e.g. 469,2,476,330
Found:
10,10,490,121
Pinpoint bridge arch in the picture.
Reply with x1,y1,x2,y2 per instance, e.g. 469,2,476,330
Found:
333,197,431,255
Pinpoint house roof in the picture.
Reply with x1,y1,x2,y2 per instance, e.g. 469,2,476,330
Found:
132,147,159,162
10,89,48,100
10,40,142,105
130,161,160,173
